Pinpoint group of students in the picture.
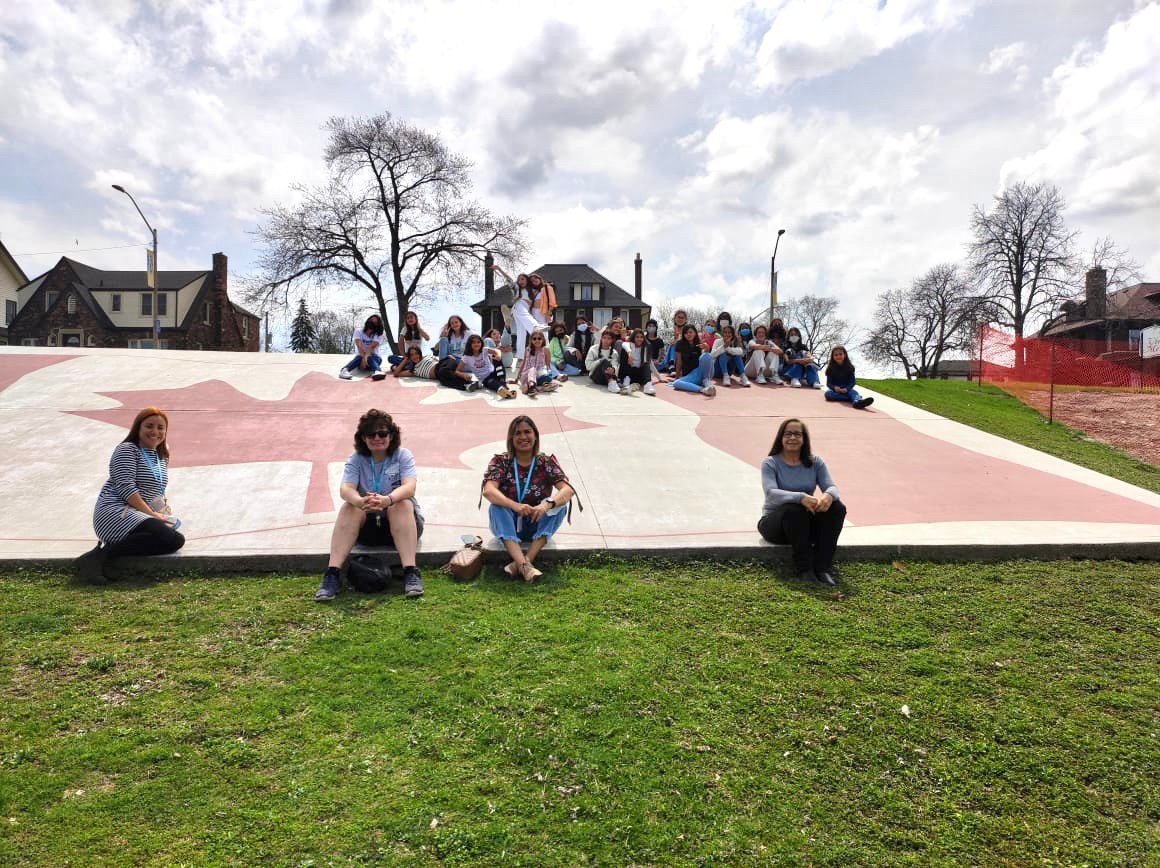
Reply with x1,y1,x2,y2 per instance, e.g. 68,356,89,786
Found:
76,406,849,594
337,304,873,409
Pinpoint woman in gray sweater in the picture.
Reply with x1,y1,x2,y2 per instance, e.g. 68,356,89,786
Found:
758,418,846,586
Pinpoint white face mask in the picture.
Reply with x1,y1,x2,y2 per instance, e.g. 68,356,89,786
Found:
789,336,800,344
577,323,588,332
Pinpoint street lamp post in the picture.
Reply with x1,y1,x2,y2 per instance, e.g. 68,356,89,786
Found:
112,184,160,347
769,228,786,319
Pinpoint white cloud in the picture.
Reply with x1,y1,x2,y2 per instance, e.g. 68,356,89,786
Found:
980,40,1029,86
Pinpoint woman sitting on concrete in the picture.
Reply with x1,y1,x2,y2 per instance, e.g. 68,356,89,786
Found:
782,327,822,388
75,407,185,583
711,323,750,387
824,346,874,409
481,415,576,582
617,328,657,395
757,417,846,586
586,329,621,392
315,409,424,602
668,324,717,397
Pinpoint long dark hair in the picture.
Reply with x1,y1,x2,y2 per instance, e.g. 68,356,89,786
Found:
769,418,813,467
719,324,741,348
716,311,733,332
825,345,855,380
463,334,484,357
124,406,170,460
363,315,384,337
354,409,401,457
444,315,467,338
677,324,699,348
403,311,422,341
768,319,787,344
505,415,541,457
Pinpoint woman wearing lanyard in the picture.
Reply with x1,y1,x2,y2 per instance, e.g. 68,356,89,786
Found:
481,415,575,582
314,409,425,601
76,407,185,583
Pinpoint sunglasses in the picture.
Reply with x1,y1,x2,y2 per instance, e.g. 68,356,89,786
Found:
365,430,392,440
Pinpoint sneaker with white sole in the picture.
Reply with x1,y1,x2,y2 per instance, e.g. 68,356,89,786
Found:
756,373,766,385
465,378,481,392
812,381,823,389
702,378,713,389
790,378,802,388
739,374,750,387
338,368,353,380
643,382,656,396
372,370,386,381
720,375,731,387
701,383,717,396
402,566,424,598
607,379,621,394
314,567,341,602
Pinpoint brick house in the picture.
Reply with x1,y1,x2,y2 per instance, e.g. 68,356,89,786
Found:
471,253,652,334
1040,268,1160,352
0,238,30,345
7,252,260,351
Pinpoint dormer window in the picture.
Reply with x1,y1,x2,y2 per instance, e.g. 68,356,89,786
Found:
67,294,77,315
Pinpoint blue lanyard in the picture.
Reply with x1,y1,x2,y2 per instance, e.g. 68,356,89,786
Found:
140,447,165,492
513,456,536,504
369,457,389,494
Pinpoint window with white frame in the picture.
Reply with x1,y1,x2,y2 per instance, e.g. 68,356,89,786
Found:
5,299,15,325
45,291,59,311
67,294,77,315
140,294,152,316
592,308,612,328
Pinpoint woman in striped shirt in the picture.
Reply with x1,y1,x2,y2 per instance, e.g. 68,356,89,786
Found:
75,407,185,583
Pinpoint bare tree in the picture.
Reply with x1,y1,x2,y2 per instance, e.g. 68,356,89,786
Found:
314,306,361,355
249,113,528,353
861,288,918,379
967,181,1077,339
783,294,848,357
1085,235,1143,291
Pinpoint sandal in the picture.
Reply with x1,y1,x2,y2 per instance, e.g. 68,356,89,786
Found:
519,562,543,583
504,561,520,579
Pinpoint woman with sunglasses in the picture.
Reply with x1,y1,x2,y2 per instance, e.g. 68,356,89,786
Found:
315,410,424,602
758,418,846,586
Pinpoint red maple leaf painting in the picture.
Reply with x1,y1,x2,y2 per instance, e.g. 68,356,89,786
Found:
69,373,601,515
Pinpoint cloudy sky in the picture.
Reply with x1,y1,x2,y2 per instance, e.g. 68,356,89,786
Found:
2,0,1157,350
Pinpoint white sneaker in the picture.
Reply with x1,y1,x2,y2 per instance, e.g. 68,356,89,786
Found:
466,378,481,392
338,368,353,380
756,373,766,385
739,374,750,387
621,376,631,394
720,376,731,387
812,381,823,389
701,384,717,397
643,382,656,396
790,378,802,388
607,379,621,394
702,378,713,389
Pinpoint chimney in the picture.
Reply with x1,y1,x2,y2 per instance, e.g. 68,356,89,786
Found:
213,252,228,347
484,251,494,297
634,252,642,300
1085,267,1107,320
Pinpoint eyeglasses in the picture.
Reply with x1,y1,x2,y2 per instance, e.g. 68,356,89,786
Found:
783,431,804,439
366,430,392,440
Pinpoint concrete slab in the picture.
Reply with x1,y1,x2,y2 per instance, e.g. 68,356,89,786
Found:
1,346,1158,570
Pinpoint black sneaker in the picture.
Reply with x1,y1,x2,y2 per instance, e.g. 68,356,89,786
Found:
314,568,341,602
403,566,424,599
853,397,874,409
75,543,108,585
816,571,837,587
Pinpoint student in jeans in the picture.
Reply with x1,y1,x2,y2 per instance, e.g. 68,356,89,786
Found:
711,323,750,387
746,324,783,385
586,329,621,393
484,327,514,374
668,324,717,397
315,409,424,601
618,328,657,395
548,323,577,379
436,314,473,360
392,346,439,380
448,334,516,397
481,415,576,582
389,310,429,364
782,327,822,388
519,330,558,396
339,315,387,380
757,417,846,586
824,346,874,409
660,309,689,372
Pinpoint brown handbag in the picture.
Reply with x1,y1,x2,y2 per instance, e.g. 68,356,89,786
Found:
443,535,484,581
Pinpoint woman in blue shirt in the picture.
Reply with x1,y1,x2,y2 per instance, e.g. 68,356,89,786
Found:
757,418,846,586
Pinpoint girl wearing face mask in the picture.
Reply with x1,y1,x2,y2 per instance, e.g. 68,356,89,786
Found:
824,346,873,409
644,319,665,368
782,327,822,388
548,323,577,379
745,324,784,385
711,323,750,386
586,329,621,393
700,319,718,351
566,316,594,373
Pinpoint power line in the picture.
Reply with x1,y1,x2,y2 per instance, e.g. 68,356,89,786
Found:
15,242,146,256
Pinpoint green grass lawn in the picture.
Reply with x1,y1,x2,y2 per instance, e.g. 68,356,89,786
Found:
3,559,1158,865
861,378,1160,494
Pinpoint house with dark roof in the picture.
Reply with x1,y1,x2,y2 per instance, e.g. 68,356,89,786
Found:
471,253,652,334
7,252,260,351
1040,267,1160,362
0,238,30,345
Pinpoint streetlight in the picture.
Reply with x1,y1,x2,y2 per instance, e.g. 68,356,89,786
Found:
112,184,160,347
769,228,786,319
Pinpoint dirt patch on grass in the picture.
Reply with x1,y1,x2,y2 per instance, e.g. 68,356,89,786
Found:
1023,390,1160,466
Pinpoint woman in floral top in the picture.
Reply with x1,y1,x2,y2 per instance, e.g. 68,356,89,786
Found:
481,415,576,582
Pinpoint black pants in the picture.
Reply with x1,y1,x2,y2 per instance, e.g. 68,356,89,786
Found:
480,367,507,392
589,360,616,385
435,357,466,389
105,518,185,559
618,361,650,385
757,500,846,573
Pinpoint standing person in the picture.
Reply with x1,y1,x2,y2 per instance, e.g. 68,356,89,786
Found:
481,415,576,582
824,346,874,409
746,324,783,385
493,265,553,361
389,310,430,364
75,407,186,583
564,314,593,374
668,324,717,397
711,323,750,387
782,327,822,388
586,329,621,393
757,418,846,586
519,330,558,396
548,322,577,379
617,328,657,395
338,315,387,380
314,410,424,601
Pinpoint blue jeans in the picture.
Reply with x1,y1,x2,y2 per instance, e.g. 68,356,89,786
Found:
825,387,862,403
489,503,567,543
784,363,819,386
343,353,382,373
670,352,715,393
716,354,744,378
661,345,677,372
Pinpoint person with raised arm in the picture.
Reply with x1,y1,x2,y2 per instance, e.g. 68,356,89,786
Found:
491,264,553,363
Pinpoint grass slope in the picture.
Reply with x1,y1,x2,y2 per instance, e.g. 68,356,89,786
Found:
861,378,1160,494
2,559,1158,865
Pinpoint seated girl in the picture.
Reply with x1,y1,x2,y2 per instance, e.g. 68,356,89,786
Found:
339,315,387,380
618,328,658,395
746,324,783,385
314,410,424,601
668,324,717,397
518,330,559,396
711,323,750,387
824,346,874,409
392,346,439,380
389,310,429,364
441,334,516,397
661,309,689,372
586,329,622,393
781,327,822,388
645,319,665,370
565,315,593,373
548,323,578,378
437,314,473,360
481,415,576,582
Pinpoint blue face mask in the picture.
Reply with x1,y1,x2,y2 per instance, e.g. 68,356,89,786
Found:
740,329,751,338
577,323,588,332
704,326,716,335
